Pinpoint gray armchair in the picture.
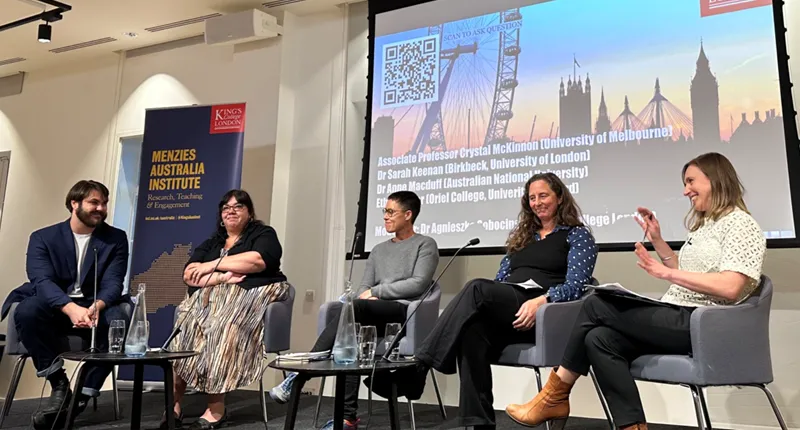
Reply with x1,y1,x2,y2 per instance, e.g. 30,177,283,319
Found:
259,283,295,429
494,278,615,430
312,283,446,429
262,283,295,355
0,301,131,427
592,275,787,430
169,283,295,430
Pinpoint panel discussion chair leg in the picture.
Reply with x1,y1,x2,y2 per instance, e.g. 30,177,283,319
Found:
365,381,374,430
689,385,708,430
589,368,615,430
430,370,447,419
313,376,326,427
756,384,789,430
695,386,712,429
532,368,551,430
407,398,416,430
258,374,269,430
111,368,120,420
0,355,27,428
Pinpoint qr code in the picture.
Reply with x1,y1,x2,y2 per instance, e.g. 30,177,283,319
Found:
380,34,440,109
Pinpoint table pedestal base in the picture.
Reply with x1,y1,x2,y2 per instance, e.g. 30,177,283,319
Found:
285,373,401,430
64,361,176,430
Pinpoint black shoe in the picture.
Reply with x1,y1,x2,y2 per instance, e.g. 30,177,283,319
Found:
188,412,228,430
33,411,68,430
364,363,428,401
159,411,184,429
32,394,89,430
42,373,71,413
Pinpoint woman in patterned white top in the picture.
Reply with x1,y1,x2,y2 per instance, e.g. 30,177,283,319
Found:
506,152,767,430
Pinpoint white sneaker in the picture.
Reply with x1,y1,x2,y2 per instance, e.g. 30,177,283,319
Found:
269,372,297,404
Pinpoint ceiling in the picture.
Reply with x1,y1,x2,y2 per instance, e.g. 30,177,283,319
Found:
0,0,361,76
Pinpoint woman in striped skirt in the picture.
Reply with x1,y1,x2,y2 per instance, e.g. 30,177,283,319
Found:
162,189,289,430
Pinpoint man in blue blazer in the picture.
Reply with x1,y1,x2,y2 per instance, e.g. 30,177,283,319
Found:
2,180,130,428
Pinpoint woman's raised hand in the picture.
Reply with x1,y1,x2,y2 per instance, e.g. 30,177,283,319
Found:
635,207,663,243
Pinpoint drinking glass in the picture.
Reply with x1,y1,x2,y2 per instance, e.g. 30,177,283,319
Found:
108,320,125,354
384,322,402,354
358,325,377,365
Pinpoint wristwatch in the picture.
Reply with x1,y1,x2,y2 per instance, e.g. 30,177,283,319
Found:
543,291,552,303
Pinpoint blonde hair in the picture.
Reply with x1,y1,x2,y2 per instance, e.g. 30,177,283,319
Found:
683,152,749,232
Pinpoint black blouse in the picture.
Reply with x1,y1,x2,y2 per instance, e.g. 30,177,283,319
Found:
185,221,287,295
506,228,572,288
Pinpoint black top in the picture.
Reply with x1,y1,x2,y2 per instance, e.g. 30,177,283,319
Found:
61,351,197,364
506,228,572,288
268,358,418,376
186,221,287,294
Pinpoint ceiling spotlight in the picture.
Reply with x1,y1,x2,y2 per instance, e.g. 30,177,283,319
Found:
123,32,138,38
37,22,51,43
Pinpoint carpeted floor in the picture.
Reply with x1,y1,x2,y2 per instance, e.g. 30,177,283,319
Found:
0,389,720,429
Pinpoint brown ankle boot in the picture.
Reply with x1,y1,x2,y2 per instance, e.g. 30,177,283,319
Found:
505,371,572,428
621,424,648,430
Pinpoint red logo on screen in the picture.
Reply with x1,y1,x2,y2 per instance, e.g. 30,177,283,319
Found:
210,103,246,134
700,0,771,17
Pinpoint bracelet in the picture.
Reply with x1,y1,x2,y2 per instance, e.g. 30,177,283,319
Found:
660,253,676,261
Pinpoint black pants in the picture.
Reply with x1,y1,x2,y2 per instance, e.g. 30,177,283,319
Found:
312,299,408,421
15,295,128,396
560,293,694,427
416,279,542,427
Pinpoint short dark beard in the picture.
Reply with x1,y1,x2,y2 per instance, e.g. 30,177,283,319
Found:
76,204,106,228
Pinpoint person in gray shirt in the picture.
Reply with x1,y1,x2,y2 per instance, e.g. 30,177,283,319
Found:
270,191,439,430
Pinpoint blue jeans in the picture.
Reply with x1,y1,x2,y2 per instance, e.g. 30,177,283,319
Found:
313,299,408,420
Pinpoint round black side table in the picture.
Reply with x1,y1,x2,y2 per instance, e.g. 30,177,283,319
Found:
269,358,418,430
61,350,197,430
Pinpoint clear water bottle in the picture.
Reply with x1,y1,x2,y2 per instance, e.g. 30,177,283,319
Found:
332,280,358,364
124,283,149,357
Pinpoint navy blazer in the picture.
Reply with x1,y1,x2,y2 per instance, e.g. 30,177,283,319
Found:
1,219,129,318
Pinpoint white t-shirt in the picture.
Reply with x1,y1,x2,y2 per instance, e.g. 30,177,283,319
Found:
660,208,766,307
71,232,92,297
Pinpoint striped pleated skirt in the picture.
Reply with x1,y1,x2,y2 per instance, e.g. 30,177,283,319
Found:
172,281,289,394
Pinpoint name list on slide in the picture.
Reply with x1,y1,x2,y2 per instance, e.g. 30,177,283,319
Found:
375,126,673,208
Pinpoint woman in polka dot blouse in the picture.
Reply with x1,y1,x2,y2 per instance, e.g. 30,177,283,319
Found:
388,172,598,429
507,152,767,430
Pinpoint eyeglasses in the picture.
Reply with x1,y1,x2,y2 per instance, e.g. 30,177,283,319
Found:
221,203,245,213
382,208,405,216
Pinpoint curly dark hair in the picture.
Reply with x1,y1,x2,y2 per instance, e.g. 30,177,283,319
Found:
505,173,586,253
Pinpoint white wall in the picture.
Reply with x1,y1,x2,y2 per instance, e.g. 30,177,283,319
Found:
339,2,800,430
268,7,349,353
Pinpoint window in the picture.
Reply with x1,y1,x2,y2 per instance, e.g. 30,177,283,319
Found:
112,137,143,293
0,151,11,230
0,151,10,229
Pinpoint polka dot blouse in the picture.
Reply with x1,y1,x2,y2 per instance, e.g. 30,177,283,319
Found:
494,225,598,302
